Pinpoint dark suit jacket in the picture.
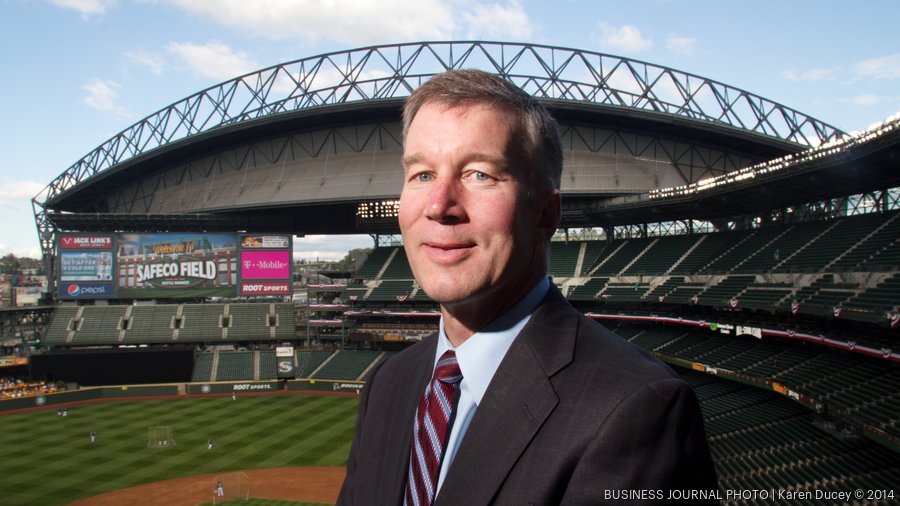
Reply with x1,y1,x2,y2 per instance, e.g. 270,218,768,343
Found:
338,287,718,505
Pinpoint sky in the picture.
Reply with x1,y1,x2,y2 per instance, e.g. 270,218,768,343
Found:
1,0,899,261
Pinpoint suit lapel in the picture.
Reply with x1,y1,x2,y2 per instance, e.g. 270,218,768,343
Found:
436,287,578,505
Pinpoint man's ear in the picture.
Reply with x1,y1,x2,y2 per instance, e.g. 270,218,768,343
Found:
534,189,561,244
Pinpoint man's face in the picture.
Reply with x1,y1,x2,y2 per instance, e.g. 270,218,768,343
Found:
399,102,555,308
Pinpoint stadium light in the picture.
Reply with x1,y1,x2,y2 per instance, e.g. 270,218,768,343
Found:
649,112,900,201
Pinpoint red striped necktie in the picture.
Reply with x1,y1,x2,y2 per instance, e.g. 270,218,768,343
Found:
404,350,463,506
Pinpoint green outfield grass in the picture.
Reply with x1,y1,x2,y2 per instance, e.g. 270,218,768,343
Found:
0,394,358,506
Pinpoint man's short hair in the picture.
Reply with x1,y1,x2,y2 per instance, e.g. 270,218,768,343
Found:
402,69,563,199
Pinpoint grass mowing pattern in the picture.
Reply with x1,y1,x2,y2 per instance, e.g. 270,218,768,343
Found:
0,394,358,506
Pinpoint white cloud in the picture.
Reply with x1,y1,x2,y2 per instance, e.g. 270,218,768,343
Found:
0,181,45,209
782,55,899,85
593,23,653,53
49,0,116,18
81,79,130,117
463,0,533,40
779,67,840,82
846,93,881,106
167,41,259,81
855,53,900,80
160,0,454,45
294,234,374,261
125,50,166,75
839,93,900,107
666,35,696,54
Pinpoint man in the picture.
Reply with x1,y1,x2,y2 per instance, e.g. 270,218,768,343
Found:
338,69,717,505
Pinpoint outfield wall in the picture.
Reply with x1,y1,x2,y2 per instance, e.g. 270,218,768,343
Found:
0,379,363,413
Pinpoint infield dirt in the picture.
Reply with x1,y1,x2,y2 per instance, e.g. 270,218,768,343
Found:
69,466,345,506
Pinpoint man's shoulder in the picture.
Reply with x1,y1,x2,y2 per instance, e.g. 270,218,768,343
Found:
529,299,679,396
575,314,676,382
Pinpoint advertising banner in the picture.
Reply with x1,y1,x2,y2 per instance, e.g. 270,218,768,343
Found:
276,357,295,378
240,250,291,280
58,282,115,299
0,357,28,368
59,235,113,249
240,235,290,249
60,252,113,281
116,233,237,299
55,231,291,300
240,281,291,296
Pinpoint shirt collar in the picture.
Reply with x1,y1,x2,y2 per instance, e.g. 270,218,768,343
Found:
436,277,550,405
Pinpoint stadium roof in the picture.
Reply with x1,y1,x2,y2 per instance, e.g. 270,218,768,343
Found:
35,41,868,252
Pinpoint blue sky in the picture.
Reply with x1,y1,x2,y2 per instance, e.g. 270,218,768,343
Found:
2,0,898,260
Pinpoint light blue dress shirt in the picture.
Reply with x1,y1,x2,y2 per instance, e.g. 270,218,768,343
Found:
432,277,550,496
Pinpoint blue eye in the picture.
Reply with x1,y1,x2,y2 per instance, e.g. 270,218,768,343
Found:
473,171,491,181
416,173,434,182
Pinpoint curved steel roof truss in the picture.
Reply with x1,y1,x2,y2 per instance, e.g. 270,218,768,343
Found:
33,42,846,263
35,41,844,208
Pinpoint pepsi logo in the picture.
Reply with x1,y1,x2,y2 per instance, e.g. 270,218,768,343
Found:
67,284,81,296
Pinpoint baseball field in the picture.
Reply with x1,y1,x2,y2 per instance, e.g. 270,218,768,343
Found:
0,392,358,505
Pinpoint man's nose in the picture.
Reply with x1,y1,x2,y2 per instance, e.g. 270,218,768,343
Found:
424,178,465,223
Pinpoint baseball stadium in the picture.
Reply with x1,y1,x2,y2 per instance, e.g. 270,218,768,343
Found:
2,41,900,505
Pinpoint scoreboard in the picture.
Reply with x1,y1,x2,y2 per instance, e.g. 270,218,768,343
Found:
57,232,293,300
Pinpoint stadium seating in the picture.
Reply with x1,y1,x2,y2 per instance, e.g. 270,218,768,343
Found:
225,303,272,340
599,282,650,302
75,306,126,344
844,273,900,316
775,215,881,273
43,303,298,346
367,280,415,301
830,212,900,271
192,352,214,382
295,350,333,378
214,351,254,381
701,227,784,274
623,235,696,275
620,323,900,441
548,241,581,277
590,237,656,276
311,350,382,380
126,305,177,343
43,306,79,345
380,250,414,279
341,209,900,325
258,350,276,380
354,247,395,279
567,277,609,301
669,230,750,275
178,304,225,341
735,283,793,310
683,368,900,496
697,275,756,306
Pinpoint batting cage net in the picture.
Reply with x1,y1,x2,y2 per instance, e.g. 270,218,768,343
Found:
213,472,250,504
147,426,175,448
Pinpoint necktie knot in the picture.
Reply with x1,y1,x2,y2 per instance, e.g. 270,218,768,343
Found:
434,350,462,385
